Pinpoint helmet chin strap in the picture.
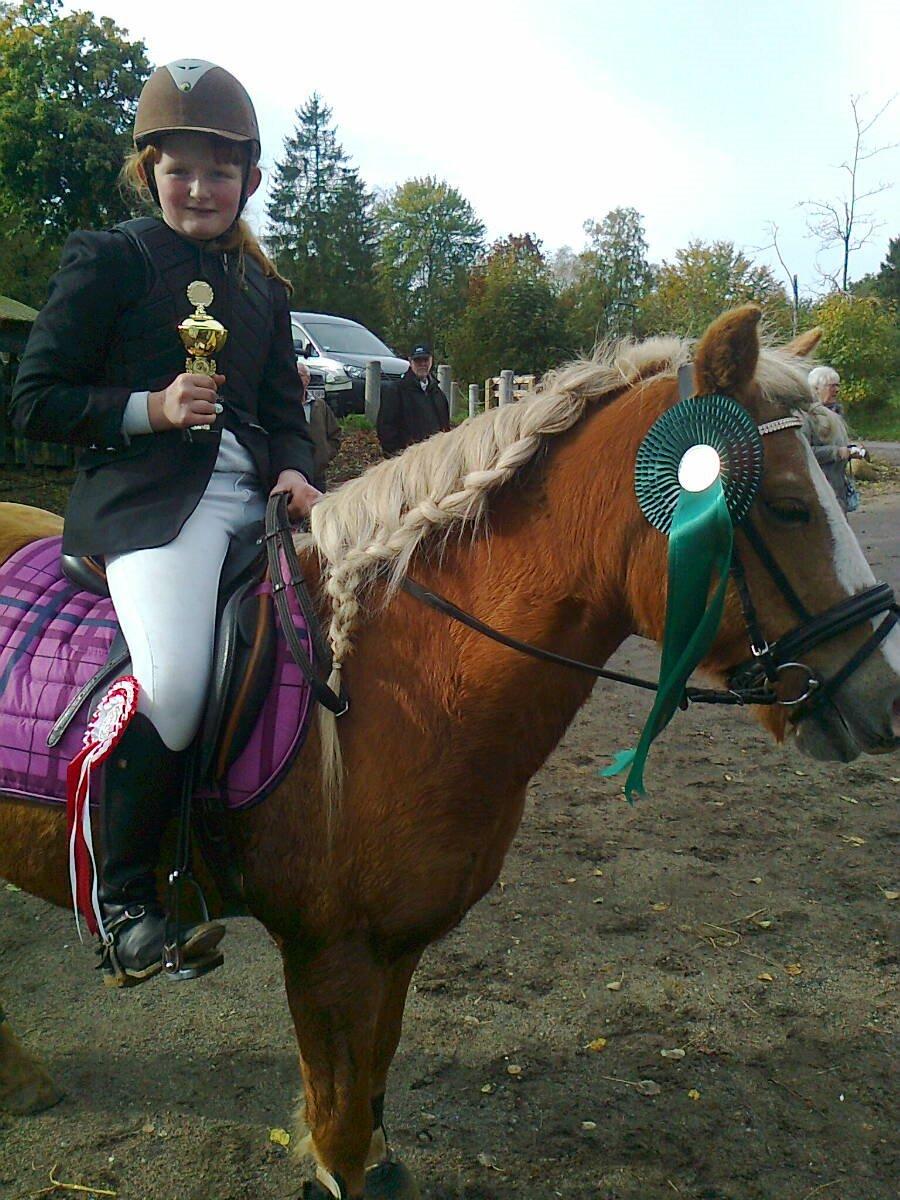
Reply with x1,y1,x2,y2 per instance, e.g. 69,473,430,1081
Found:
235,158,254,220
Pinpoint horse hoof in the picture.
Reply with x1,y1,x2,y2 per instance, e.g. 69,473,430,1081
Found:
301,1184,333,1199
365,1160,421,1199
0,1023,64,1115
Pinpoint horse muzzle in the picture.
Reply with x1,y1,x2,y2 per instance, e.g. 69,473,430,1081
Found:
790,639,900,762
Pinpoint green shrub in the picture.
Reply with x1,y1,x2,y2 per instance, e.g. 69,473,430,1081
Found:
813,294,899,414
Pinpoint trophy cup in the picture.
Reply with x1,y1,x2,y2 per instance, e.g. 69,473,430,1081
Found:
178,280,227,434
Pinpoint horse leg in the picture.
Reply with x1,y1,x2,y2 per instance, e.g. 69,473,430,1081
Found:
0,1005,63,1114
364,953,422,1200
281,936,386,1199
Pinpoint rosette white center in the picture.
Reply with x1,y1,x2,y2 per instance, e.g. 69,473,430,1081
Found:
83,679,139,752
678,444,721,493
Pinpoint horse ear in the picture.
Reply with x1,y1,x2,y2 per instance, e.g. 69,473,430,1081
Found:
783,327,822,357
693,305,761,395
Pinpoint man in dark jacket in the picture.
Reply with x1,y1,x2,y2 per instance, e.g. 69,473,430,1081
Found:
376,341,450,456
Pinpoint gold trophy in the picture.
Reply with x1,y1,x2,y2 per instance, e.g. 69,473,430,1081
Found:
178,280,227,434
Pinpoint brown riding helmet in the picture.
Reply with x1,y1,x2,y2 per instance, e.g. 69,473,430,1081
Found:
133,59,260,161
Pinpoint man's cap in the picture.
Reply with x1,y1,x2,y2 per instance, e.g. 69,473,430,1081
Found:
410,342,432,358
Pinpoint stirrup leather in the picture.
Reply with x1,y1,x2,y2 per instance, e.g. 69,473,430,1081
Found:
98,904,164,988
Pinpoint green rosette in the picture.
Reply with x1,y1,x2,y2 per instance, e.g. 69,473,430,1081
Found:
634,394,763,533
602,394,763,802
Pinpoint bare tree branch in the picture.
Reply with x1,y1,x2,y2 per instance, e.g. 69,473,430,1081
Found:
802,94,898,291
756,222,800,333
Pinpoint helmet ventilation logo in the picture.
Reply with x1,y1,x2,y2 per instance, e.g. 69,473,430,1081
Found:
166,59,216,93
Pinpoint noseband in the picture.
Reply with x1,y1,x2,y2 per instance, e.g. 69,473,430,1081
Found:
724,421,898,713
402,411,897,719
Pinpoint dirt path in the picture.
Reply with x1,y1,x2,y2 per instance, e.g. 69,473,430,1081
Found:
0,483,897,1200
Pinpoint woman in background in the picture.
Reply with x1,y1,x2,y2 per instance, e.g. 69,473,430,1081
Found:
803,367,867,512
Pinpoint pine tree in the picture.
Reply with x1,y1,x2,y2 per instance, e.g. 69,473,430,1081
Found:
854,236,900,305
266,94,379,325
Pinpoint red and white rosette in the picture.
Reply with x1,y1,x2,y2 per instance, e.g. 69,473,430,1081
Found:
66,676,140,939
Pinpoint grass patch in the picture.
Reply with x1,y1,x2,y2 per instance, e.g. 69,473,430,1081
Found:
850,393,900,441
339,414,373,432
852,410,900,441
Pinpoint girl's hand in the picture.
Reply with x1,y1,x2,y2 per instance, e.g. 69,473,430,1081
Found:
149,373,225,431
270,469,321,520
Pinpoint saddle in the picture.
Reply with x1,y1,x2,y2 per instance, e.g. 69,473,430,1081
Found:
49,526,278,914
56,522,276,788
0,500,346,923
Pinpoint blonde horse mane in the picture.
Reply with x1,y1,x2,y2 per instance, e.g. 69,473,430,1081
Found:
302,335,813,809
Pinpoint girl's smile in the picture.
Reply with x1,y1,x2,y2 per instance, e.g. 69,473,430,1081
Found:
152,131,260,241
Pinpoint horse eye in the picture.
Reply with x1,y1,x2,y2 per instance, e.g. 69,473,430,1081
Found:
764,499,810,524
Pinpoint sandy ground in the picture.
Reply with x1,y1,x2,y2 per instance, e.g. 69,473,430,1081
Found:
0,481,897,1200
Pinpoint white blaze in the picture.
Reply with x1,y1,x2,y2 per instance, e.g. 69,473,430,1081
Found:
799,436,900,674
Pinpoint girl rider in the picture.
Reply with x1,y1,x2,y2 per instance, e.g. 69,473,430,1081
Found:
12,60,319,987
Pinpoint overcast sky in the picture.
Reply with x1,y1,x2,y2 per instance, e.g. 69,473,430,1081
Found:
66,0,898,297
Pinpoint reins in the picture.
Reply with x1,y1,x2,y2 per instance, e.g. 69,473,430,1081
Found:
399,411,897,720
265,494,348,716
268,401,895,729
400,576,771,707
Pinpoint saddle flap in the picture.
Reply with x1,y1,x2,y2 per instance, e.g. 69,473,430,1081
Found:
197,582,277,784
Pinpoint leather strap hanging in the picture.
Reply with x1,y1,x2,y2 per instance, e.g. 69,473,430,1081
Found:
264,494,348,717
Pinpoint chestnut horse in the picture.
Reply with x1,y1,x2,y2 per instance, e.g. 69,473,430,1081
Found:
1,307,898,1197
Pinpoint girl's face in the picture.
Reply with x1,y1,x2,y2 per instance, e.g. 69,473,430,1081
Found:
152,132,260,240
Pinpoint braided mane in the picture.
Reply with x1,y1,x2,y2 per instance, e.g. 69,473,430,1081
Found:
303,336,811,671
300,333,812,807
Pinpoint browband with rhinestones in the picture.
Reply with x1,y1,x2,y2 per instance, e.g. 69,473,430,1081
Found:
758,416,803,436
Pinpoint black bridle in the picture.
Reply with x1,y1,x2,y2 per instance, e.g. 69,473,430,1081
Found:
400,417,898,718
725,520,898,711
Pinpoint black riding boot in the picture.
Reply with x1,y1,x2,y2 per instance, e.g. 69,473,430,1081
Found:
97,712,224,988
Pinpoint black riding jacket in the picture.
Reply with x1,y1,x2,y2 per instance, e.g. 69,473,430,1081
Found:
12,217,314,556
376,369,450,456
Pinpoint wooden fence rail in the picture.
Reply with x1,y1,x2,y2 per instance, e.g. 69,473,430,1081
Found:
483,374,536,409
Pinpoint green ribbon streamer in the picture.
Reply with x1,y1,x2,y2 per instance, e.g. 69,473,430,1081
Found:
601,478,734,802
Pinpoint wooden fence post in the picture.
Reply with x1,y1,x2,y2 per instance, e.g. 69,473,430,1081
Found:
499,369,514,406
484,378,493,410
468,383,479,418
449,381,460,420
364,360,381,423
437,363,452,409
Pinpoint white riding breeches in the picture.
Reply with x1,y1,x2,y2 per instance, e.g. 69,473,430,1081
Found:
105,470,266,751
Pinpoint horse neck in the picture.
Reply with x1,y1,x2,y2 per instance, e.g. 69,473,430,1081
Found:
372,406,642,791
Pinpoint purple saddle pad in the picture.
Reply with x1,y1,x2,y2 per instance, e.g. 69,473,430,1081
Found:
0,536,314,811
